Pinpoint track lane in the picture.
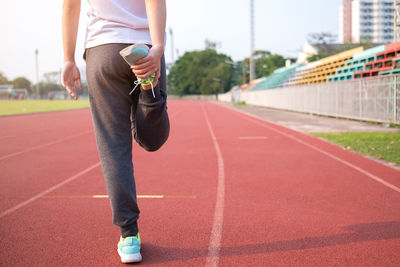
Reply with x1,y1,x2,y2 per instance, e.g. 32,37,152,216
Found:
1,101,219,266
0,109,94,156
1,101,399,266
220,104,400,189
203,102,400,266
0,105,184,214
132,101,219,266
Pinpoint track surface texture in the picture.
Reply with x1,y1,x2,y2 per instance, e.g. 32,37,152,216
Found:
1,101,399,266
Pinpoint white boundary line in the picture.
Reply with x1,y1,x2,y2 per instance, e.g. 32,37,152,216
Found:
1,104,186,218
202,104,225,267
0,162,101,219
1,103,182,161
0,130,92,161
216,103,400,194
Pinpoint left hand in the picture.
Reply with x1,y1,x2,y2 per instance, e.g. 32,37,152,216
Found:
61,61,82,100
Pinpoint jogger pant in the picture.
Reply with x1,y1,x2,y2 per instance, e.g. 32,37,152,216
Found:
85,43,170,238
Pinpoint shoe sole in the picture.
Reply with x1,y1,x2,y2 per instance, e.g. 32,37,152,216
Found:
117,249,142,263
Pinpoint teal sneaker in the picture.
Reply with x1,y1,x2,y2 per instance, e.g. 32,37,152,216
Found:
120,43,157,98
117,234,142,263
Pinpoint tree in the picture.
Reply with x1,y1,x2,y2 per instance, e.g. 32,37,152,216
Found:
256,54,286,78
0,72,9,84
167,48,234,95
307,53,330,63
31,82,64,97
12,77,32,93
242,51,286,81
360,35,373,46
306,32,338,63
307,32,337,44
253,50,271,59
43,71,61,84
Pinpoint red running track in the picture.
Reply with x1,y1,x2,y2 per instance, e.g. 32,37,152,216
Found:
0,101,399,266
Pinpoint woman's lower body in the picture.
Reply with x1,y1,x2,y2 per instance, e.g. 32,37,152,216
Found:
85,43,170,238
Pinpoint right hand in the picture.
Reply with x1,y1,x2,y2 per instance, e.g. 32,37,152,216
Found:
61,61,82,100
131,46,163,81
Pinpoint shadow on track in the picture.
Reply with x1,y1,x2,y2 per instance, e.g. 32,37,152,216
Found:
140,221,400,265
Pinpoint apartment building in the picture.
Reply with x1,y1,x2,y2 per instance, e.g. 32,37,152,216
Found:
339,0,394,44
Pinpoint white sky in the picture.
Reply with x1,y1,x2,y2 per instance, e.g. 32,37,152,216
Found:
0,0,341,82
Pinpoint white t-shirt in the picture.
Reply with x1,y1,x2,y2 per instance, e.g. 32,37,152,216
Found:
85,0,153,49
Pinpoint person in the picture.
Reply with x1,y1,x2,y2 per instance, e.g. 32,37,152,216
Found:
61,0,169,263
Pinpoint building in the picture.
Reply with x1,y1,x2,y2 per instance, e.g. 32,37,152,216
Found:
339,0,394,44
339,0,354,43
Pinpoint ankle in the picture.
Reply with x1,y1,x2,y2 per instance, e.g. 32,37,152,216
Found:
142,80,158,90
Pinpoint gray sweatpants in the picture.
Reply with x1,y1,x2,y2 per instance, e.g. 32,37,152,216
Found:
85,43,170,238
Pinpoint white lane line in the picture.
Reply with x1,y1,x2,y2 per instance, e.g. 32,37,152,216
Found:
202,104,225,267
169,108,185,120
0,130,92,161
40,195,196,199
0,162,101,219
0,105,184,217
238,136,268,140
217,103,400,194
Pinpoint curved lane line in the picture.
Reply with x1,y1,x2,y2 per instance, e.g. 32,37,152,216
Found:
0,162,101,219
0,130,92,161
217,103,400,194
202,104,225,267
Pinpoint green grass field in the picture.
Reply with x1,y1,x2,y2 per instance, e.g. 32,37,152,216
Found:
0,99,90,116
312,132,400,165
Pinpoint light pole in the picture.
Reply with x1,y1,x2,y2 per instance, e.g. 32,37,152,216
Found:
169,28,175,63
35,49,40,98
249,0,256,82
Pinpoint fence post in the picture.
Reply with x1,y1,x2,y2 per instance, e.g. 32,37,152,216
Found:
335,82,338,117
395,75,398,123
359,79,362,119
317,85,320,114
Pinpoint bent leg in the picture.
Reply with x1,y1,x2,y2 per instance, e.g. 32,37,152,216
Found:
132,55,170,152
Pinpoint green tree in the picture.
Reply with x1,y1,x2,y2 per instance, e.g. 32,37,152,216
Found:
307,53,329,63
306,32,337,63
0,72,9,84
168,48,234,95
256,54,286,78
243,51,286,81
32,82,64,97
12,77,32,93
307,32,337,44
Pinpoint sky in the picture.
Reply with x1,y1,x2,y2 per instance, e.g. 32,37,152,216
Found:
0,0,341,83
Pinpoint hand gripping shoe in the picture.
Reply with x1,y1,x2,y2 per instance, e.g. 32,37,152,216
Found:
120,44,156,97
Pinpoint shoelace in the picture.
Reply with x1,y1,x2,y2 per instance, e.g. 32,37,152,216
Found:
129,80,155,98
129,75,156,98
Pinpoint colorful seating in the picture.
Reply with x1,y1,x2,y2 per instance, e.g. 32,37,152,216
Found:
353,42,400,78
286,47,364,86
246,41,400,91
251,64,300,90
327,45,385,82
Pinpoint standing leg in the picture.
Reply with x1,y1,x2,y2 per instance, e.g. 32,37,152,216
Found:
86,43,140,238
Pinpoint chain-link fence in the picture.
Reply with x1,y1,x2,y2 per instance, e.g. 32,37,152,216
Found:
219,75,400,124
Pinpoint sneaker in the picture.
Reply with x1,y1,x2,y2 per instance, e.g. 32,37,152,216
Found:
120,43,156,98
117,234,142,263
